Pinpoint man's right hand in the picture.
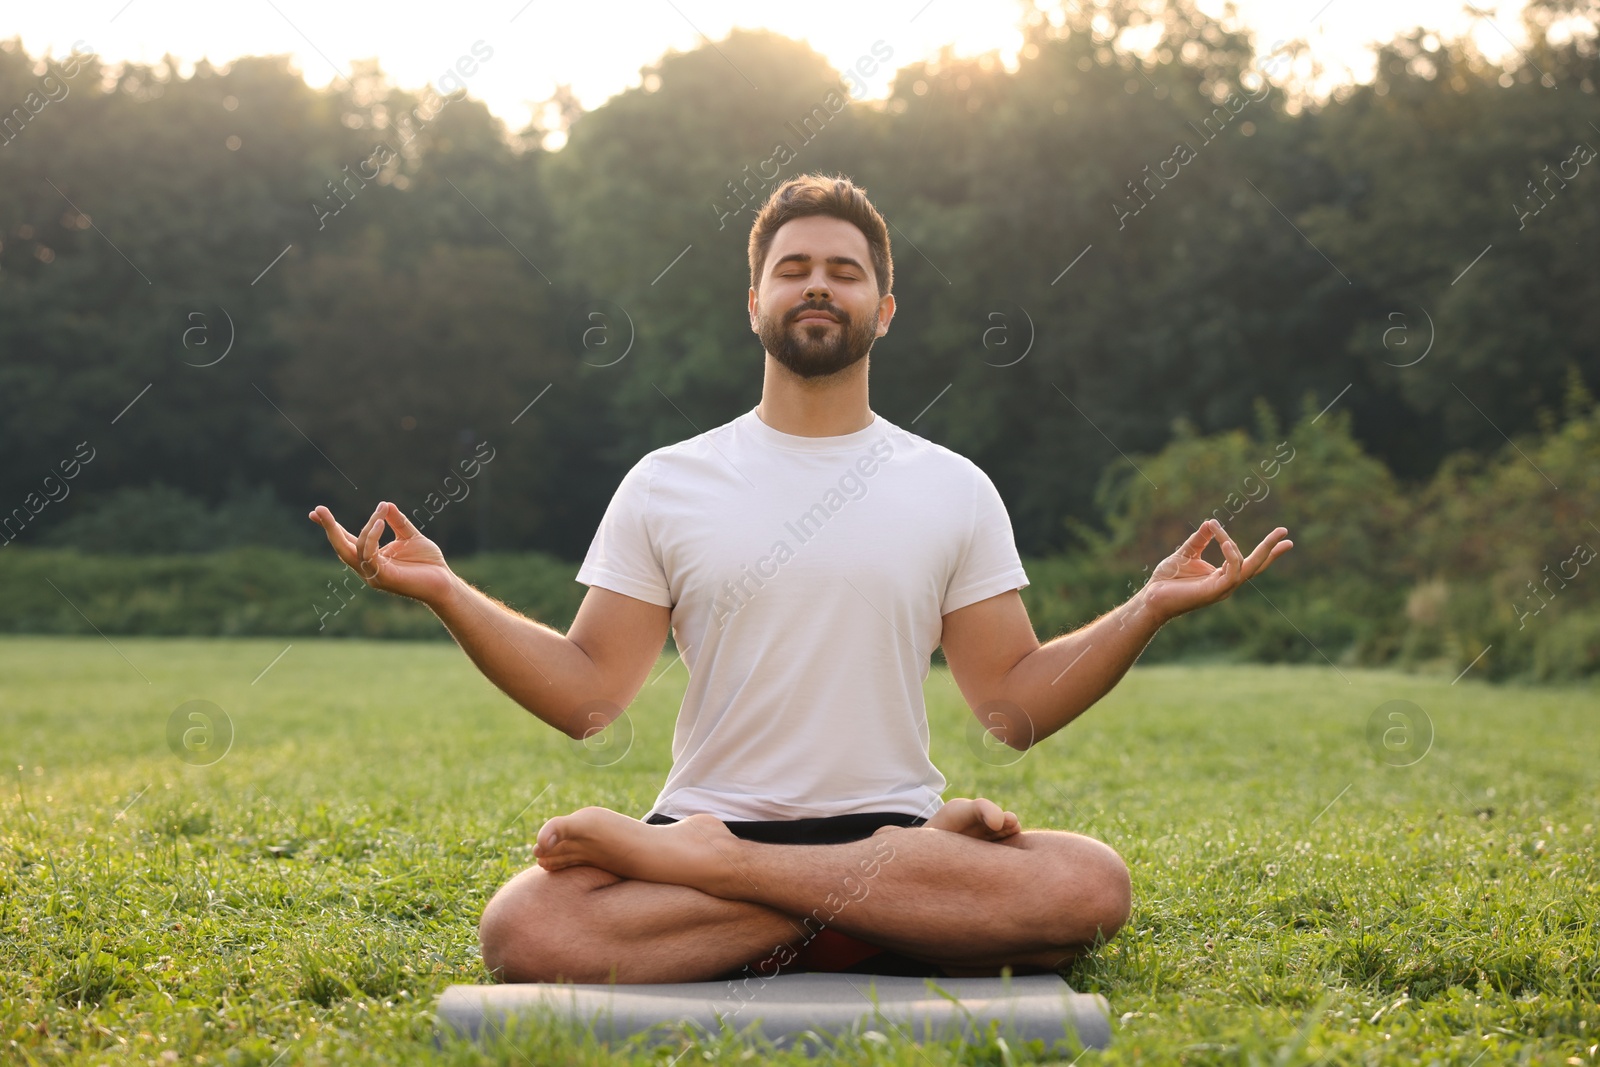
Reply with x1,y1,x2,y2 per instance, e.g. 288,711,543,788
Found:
308,501,457,606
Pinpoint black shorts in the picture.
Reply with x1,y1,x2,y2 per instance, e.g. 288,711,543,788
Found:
644,810,927,845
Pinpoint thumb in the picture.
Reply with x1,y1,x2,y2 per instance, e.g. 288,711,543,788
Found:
979,798,1004,830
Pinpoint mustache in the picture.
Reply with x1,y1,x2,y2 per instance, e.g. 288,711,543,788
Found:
787,302,846,324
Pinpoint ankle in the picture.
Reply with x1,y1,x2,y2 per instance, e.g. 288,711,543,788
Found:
708,836,760,899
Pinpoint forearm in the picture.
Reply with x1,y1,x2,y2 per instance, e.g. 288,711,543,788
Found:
999,587,1166,746
423,571,607,738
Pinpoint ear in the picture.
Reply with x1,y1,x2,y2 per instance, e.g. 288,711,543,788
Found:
748,287,760,333
874,292,896,337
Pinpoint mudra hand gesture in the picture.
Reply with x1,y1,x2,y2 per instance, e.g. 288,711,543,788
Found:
307,501,455,604
1140,519,1293,622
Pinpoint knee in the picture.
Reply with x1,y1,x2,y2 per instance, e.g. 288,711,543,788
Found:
478,871,545,983
1088,842,1132,942
478,866,605,984
1051,836,1132,948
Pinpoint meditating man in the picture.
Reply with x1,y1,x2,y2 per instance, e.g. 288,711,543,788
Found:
309,173,1292,984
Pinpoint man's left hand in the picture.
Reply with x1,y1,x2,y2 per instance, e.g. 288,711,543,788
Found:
1139,519,1293,623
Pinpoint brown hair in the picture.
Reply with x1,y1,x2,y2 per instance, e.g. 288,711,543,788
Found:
747,174,893,298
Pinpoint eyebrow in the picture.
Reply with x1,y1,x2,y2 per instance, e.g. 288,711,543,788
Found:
770,252,868,275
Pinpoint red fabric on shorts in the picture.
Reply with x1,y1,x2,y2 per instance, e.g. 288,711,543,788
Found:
785,928,886,972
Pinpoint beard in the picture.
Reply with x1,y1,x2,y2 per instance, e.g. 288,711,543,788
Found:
757,299,878,380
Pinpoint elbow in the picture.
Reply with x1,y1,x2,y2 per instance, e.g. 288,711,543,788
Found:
1002,726,1038,752
974,700,1038,752
560,697,628,742
1005,703,1040,751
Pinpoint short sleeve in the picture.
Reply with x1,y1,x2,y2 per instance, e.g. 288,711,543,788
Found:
940,463,1029,615
574,453,673,608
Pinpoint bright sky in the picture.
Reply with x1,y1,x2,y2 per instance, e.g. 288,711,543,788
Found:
5,0,1550,146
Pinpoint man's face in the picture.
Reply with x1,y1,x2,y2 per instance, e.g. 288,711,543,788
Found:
749,216,893,380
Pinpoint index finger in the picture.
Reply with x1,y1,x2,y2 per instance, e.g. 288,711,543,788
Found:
1216,524,1244,581
359,503,393,575
382,501,425,540
309,505,361,568
1177,519,1220,559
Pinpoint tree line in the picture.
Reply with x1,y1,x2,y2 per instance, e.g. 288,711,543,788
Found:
1,0,1595,570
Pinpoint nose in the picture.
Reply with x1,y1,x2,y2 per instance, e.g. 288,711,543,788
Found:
804,277,830,301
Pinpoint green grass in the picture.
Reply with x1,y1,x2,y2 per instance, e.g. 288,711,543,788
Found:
1,634,1596,1065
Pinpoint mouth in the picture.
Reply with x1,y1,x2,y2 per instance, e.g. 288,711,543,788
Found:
794,312,839,324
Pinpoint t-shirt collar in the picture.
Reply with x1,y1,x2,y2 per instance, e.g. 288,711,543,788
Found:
740,406,886,453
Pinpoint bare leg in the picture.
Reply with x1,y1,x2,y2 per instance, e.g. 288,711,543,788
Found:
479,862,812,983
479,802,1013,983
534,808,1130,970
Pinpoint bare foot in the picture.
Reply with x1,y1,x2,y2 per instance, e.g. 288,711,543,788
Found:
874,797,1020,841
534,806,742,894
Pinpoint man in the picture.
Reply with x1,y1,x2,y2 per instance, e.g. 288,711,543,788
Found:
309,174,1292,985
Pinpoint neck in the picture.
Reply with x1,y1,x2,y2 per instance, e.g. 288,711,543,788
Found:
756,359,872,437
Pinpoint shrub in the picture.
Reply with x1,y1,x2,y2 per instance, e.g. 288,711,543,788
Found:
1402,366,1600,681
36,480,325,556
0,546,585,639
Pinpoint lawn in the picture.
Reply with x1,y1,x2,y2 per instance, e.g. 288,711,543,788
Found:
1,634,1596,1065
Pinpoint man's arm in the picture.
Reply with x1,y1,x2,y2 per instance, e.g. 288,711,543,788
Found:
940,586,1162,749
941,519,1292,748
428,578,670,739
310,500,670,739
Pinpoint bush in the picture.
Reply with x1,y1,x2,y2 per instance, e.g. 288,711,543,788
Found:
1082,394,1414,590
1400,367,1600,681
1054,394,1413,668
0,546,585,639
1532,610,1600,682
1048,378,1600,682
36,480,326,556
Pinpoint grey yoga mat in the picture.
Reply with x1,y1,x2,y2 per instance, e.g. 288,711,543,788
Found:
435,972,1112,1052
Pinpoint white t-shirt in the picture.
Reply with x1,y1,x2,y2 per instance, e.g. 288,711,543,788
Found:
574,406,1029,822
